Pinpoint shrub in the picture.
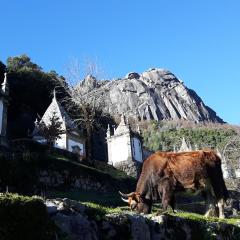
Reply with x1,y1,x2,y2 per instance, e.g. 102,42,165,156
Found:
0,193,55,240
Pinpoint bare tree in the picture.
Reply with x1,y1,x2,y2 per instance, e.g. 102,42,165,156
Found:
65,57,105,84
59,59,108,163
222,135,240,176
220,126,240,192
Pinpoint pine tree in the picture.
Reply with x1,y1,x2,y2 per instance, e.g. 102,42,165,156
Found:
37,111,65,146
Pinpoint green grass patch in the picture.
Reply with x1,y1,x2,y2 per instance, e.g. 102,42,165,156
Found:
0,150,135,194
169,212,240,225
47,189,127,207
52,156,134,182
84,202,123,220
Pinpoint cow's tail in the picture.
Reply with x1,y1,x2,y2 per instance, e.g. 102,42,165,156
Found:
216,154,229,202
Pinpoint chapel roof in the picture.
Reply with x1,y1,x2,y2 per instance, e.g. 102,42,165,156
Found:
114,115,130,135
33,90,79,135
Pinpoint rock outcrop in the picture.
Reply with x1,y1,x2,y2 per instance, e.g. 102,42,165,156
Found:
78,69,224,123
46,198,240,240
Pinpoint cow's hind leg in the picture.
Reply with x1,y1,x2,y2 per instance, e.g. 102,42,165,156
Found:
202,190,217,217
169,194,176,213
217,198,225,219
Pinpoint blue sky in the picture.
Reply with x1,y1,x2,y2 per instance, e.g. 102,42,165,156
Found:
1,0,240,124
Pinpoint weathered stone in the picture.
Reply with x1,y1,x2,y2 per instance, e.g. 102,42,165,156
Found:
45,199,58,215
53,213,98,240
77,68,224,123
39,170,109,192
130,215,151,240
46,198,240,240
126,72,141,79
114,160,142,178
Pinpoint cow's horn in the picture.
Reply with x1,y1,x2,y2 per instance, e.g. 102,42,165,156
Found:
121,197,129,203
119,191,135,198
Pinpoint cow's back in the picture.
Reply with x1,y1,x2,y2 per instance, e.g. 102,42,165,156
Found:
136,150,227,199
165,150,221,190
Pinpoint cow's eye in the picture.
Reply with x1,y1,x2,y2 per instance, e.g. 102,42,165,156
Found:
130,201,137,211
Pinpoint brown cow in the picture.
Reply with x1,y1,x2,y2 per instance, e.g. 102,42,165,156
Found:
120,150,228,218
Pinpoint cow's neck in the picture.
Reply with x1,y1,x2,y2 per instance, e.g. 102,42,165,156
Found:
136,168,153,198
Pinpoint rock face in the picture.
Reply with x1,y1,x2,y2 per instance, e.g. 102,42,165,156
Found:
78,69,223,123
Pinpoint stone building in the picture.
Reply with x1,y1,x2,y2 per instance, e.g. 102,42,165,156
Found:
106,115,143,177
33,90,85,157
0,73,9,146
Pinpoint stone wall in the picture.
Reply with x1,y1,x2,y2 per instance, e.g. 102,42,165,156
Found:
39,170,109,192
113,160,142,178
46,198,240,240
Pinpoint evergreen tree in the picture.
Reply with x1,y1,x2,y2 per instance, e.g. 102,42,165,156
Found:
36,111,65,146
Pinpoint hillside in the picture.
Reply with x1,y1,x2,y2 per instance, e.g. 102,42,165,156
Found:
78,68,224,123
0,140,135,195
141,120,237,152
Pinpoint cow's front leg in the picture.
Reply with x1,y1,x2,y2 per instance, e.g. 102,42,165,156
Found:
156,189,170,215
158,177,176,214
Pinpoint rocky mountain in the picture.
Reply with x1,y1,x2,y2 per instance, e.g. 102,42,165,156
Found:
78,68,224,123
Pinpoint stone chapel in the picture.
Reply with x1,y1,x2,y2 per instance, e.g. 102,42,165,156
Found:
33,90,86,157
106,115,143,167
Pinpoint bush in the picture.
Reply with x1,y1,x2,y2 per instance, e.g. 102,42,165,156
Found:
0,193,55,240
142,121,237,152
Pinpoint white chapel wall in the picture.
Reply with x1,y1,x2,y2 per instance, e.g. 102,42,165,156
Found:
55,134,67,149
67,138,85,155
109,134,131,165
0,101,3,135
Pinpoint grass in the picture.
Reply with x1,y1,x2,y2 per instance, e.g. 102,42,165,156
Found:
51,155,135,183
91,160,134,180
83,202,124,220
169,211,240,226
47,189,126,207
47,189,240,228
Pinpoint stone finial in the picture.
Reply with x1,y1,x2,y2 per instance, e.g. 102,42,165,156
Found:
53,88,57,100
121,114,125,123
2,72,9,95
136,124,141,134
120,114,127,125
34,118,39,126
107,124,111,138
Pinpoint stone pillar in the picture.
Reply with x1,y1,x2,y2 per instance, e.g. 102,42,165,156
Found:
126,132,133,161
107,138,113,165
0,73,9,146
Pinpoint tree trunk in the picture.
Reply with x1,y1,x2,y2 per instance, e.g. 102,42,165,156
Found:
86,125,93,164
